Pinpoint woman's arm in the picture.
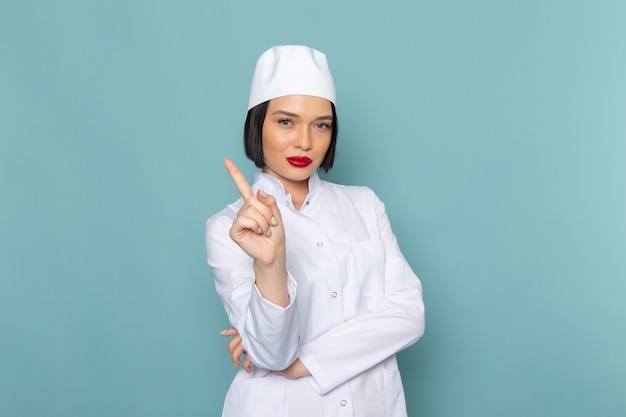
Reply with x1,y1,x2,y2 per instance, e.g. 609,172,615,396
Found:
206,160,299,371
222,326,310,378
224,159,289,307
296,189,425,394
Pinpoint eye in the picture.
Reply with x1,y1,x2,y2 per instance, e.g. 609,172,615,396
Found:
315,122,331,129
278,119,292,126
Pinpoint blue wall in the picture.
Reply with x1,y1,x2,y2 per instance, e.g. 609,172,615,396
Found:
1,1,625,416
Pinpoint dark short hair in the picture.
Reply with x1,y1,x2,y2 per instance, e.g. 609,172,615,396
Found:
243,100,338,173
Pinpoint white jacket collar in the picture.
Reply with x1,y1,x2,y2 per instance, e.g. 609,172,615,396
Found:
252,171,322,207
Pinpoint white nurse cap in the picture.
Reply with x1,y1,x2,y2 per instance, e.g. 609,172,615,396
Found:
247,45,336,110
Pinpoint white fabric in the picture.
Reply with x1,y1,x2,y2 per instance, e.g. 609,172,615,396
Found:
247,45,336,110
205,172,425,417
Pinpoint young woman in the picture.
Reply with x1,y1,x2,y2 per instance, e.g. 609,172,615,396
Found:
205,45,425,417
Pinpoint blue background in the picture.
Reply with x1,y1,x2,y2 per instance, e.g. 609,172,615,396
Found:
1,1,625,416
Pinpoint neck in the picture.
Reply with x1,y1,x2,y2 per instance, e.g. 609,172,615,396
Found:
283,178,309,211
260,169,313,211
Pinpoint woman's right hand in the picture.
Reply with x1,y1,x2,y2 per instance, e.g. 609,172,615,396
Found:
224,159,285,267
224,159,289,307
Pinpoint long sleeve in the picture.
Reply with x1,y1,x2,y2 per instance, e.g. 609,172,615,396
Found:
205,204,300,371
298,189,425,394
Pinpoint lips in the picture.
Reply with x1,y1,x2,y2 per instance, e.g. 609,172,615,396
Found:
287,156,313,168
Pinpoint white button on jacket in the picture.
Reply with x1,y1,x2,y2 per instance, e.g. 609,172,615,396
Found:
206,172,425,417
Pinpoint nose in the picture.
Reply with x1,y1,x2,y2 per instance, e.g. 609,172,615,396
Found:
294,127,312,151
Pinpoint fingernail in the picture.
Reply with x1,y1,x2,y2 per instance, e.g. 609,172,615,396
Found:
266,228,272,237
270,216,278,226
257,227,262,234
260,190,267,198
220,329,228,335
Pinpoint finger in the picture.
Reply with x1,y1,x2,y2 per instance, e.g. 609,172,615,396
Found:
227,341,242,367
229,343,244,368
237,193,278,234
220,327,238,337
224,159,253,200
230,214,267,239
231,352,241,368
237,205,271,233
256,189,282,227
242,352,252,373
230,353,241,368
227,334,242,353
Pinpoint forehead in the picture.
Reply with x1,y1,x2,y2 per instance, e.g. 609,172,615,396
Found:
267,95,333,116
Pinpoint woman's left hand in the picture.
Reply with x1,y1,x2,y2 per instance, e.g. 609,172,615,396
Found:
220,327,310,379
221,327,252,373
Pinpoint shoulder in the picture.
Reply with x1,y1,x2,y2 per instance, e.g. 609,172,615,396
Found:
205,198,242,235
205,198,247,263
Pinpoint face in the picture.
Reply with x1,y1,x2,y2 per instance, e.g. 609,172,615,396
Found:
261,95,333,191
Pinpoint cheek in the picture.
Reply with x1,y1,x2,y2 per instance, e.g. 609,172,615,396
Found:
261,136,281,164
319,134,332,152
262,129,291,153
261,136,275,155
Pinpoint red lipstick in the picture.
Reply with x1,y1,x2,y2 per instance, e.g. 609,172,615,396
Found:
287,156,313,168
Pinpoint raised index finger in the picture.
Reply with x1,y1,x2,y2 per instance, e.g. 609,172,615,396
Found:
224,159,253,200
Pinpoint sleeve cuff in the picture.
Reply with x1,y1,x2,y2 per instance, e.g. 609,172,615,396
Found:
299,352,328,395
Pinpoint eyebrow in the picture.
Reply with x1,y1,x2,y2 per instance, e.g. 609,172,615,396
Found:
271,110,333,121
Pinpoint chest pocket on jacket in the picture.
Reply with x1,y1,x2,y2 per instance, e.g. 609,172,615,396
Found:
342,239,385,316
